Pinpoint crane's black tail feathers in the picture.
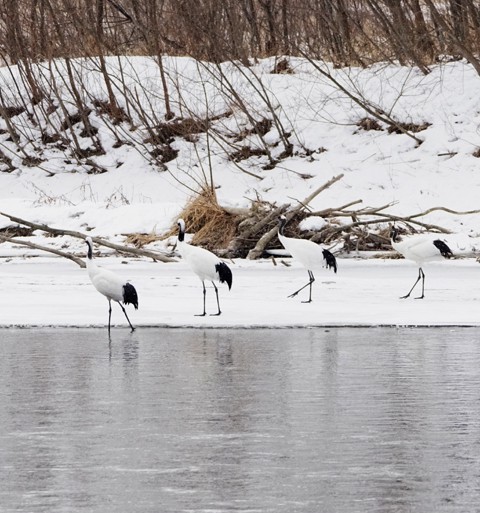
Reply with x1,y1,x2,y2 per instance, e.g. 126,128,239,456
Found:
433,240,453,259
123,282,139,309
216,262,233,290
323,249,337,273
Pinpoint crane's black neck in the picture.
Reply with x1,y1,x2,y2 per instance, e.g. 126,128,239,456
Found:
178,225,185,242
278,217,287,236
87,241,93,260
390,226,401,243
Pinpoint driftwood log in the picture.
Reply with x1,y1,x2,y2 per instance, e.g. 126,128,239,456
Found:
0,211,176,264
0,234,86,268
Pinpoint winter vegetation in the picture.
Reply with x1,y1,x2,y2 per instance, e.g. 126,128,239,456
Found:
1,0,480,326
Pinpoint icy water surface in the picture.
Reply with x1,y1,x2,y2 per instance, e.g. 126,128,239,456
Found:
1,328,480,512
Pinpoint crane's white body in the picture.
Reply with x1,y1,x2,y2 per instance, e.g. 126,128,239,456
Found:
278,232,329,271
86,259,127,303
177,219,232,316
177,239,225,283
391,233,448,266
390,227,453,299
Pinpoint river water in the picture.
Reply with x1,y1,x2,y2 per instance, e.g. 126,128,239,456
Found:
1,327,480,512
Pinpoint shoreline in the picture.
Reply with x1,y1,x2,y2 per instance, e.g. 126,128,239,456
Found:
0,256,479,329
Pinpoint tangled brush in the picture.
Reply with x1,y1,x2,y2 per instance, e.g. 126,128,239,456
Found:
174,188,240,252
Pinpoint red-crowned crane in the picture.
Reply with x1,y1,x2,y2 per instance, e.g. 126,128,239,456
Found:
177,219,232,316
85,236,138,333
390,225,453,299
278,215,337,303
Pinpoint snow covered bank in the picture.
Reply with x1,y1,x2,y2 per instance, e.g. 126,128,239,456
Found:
1,56,480,329
1,57,480,244
1,256,479,328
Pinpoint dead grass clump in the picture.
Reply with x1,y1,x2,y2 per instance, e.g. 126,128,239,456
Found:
22,155,45,167
357,117,382,131
2,106,25,118
177,189,240,252
388,121,431,134
272,58,293,74
0,226,34,237
149,118,210,146
92,99,130,124
0,150,14,172
150,145,179,163
162,118,208,138
75,146,106,159
234,118,272,142
41,132,63,145
60,109,91,131
125,232,160,248
229,146,268,162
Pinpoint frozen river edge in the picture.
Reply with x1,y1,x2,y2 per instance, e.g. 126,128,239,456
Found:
0,256,479,328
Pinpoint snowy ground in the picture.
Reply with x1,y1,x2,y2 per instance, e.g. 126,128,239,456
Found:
1,255,479,329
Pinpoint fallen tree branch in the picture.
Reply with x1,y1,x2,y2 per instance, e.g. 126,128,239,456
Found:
224,203,289,257
0,234,86,268
406,206,480,219
321,216,450,244
0,211,176,263
300,173,344,206
310,199,363,217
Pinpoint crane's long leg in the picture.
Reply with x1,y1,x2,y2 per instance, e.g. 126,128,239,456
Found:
210,281,222,316
415,268,425,300
302,271,315,304
118,302,135,332
195,281,207,316
288,270,315,302
108,299,112,334
401,267,422,299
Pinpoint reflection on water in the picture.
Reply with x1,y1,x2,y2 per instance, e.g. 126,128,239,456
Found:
1,328,480,512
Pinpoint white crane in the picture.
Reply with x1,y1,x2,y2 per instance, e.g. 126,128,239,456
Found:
177,219,232,316
85,236,138,333
390,225,453,299
278,215,337,303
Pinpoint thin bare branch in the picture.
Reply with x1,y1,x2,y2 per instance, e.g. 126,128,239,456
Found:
0,211,176,263
0,234,86,267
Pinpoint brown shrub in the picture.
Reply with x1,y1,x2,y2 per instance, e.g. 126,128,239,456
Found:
175,188,240,251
